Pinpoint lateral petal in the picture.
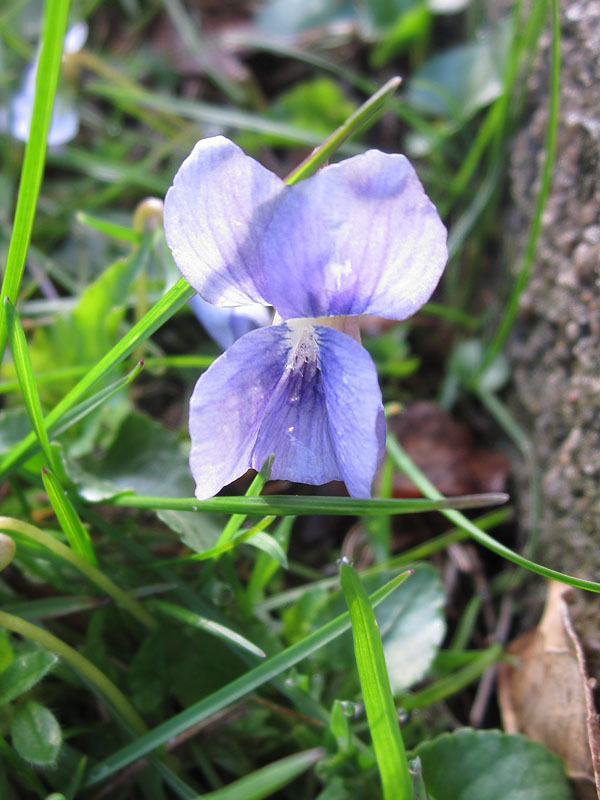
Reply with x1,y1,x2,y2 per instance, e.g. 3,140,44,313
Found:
317,325,385,498
164,136,284,307
262,149,448,320
188,325,289,500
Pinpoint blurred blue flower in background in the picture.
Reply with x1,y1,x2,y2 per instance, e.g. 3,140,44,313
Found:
0,21,87,147
165,136,447,499
190,293,271,350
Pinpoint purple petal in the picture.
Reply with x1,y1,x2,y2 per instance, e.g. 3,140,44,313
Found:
189,325,290,500
317,325,385,497
261,150,448,320
164,136,285,307
251,324,341,487
190,294,271,350
188,320,384,499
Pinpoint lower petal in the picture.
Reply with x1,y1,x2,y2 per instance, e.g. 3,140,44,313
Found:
317,325,385,498
188,325,290,499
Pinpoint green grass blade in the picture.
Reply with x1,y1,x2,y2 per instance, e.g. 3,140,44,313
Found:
110,492,509,516
216,456,274,547
149,599,266,659
0,516,155,628
198,747,324,800
41,467,98,566
82,569,412,788
0,0,70,360
386,434,600,593
75,211,141,244
340,562,412,800
4,299,55,471
0,279,194,478
285,76,401,184
481,0,559,369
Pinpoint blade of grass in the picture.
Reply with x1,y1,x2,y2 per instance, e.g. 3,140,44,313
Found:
0,516,155,628
149,599,266,659
398,643,503,710
340,562,412,800
198,747,324,800
82,569,412,788
4,299,56,472
110,492,509,516
286,76,401,184
0,278,194,478
481,0,559,369
215,456,274,547
386,434,600,593
0,0,70,361
75,211,141,244
0,611,146,735
41,467,98,566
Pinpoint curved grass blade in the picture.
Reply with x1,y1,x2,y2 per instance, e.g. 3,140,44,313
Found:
286,76,401,184
149,599,266,659
386,434,600,593
0,278,194,478
340,561,412,800
110,492,509,516
41,467,98,566
0,516,155,628
0,0,70,360
481,0,560,369
82,569,412,788
198,747,324,800
4,299,55,471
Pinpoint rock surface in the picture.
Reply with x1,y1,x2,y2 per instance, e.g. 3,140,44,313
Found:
507,0,600,596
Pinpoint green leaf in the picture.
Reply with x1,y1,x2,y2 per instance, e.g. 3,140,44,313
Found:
0,0,70,359
79,411,195,500
377,565,446,693
313,565,445,692
5,299,55,471
414,728,572,799
11,701,62,766
406,24,510,121
157,509,222,553
83,569,411,787
243,531,288,568
340,562,412,800
200,747,324,800
41,467,98,565
0,650,58,704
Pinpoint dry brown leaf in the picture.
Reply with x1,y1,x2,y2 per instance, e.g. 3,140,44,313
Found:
498,581,600,800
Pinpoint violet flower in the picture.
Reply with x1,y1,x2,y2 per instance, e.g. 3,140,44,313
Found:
164,136,447,499
0,22,87,147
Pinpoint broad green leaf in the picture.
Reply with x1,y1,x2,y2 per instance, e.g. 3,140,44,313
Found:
405,24,510,121
415,728,572,800
0,408,31,453
255,0,353,36
340,562,412,800
0,632,14,673
157,509,222,553
200,747,324,800
79,411,195,499
11,701,62,766
0,650,58,704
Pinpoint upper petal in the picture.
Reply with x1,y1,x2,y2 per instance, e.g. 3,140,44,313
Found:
317,325,385,497
261,150,448,320
188,325,290,500
164,136,285,307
